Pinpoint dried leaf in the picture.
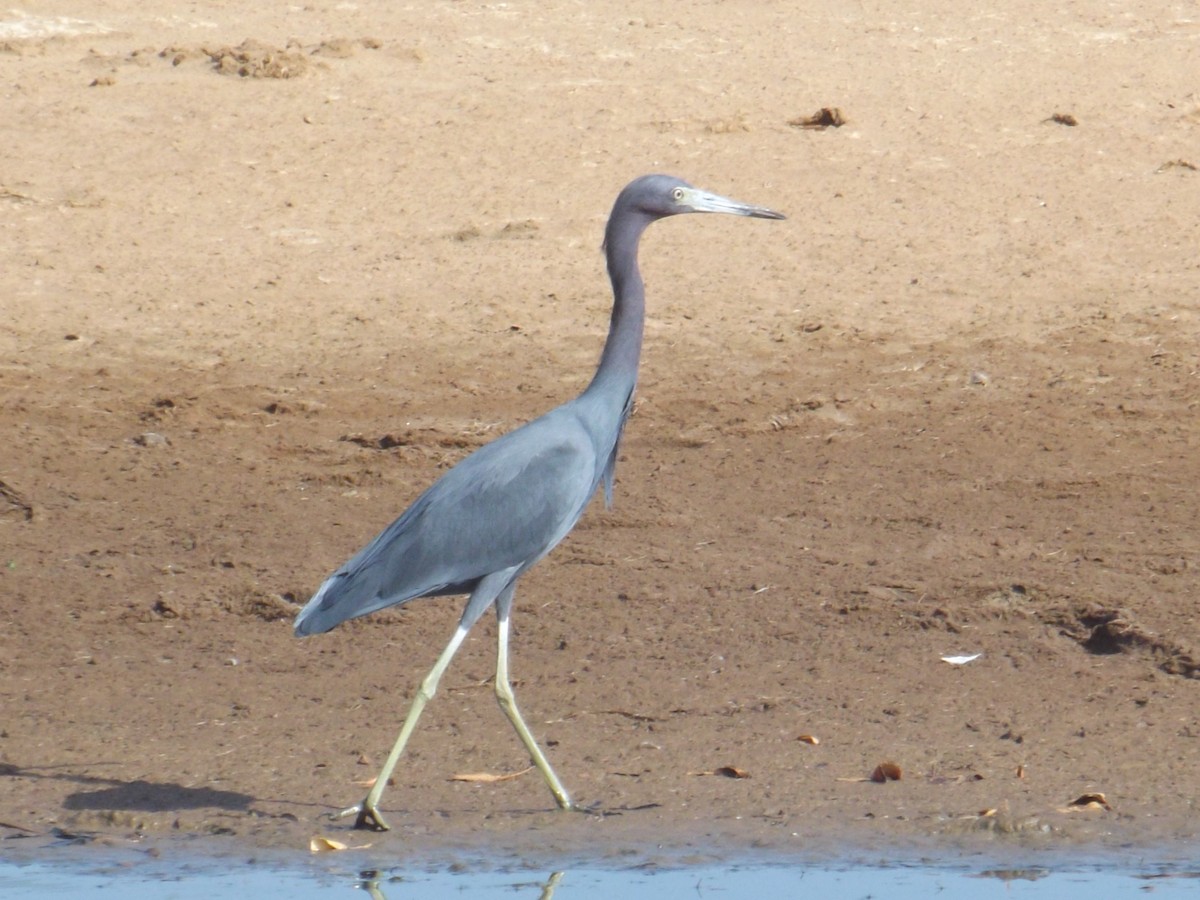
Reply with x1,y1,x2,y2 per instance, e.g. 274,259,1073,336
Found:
309,836,348,853
789,107,846,129
309,835,371,852
941,653,982,666
1156,159,1197,174
870,761,902,783
1066,792,1112,811
450,766,533,784
688,766,751,778
796,734,820,745
714,765,750,779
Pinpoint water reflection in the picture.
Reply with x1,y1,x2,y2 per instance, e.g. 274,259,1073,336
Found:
975,867,1052,883
4,854,1200,898
356,868,564,899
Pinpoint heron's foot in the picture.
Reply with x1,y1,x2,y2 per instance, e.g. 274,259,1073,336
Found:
353,804,392,832
331,799,392,832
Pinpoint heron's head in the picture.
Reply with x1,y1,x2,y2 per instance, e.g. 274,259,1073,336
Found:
620,174,786,222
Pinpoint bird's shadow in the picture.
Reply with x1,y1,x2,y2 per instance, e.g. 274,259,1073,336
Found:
2,761,253,813
62,779,252,813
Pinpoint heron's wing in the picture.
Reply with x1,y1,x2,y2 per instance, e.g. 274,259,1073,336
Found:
295,411,600,634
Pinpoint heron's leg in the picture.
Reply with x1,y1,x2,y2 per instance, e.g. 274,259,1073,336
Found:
339,623,470,831
493,591,574,810
341,569,521,831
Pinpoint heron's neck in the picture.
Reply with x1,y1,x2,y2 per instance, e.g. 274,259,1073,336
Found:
584,219,647,403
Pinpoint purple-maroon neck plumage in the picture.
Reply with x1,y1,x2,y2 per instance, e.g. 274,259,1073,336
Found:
585,199,654,402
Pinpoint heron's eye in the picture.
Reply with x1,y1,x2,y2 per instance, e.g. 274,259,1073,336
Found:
671,187,685,202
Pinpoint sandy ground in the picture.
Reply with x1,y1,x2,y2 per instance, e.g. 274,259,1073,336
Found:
2,0,1199,862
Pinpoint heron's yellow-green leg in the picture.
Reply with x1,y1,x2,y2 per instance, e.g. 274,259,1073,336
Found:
494,615,574,810
338,624,471,831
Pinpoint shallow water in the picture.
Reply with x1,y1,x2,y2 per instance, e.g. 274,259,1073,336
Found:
2,851,1198,899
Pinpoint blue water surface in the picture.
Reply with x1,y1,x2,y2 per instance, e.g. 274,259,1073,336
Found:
2,851,1198,899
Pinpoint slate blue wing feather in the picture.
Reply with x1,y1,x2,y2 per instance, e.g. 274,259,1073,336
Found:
294,404,603,636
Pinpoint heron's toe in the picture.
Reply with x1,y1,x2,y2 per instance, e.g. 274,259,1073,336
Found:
353,805,392,832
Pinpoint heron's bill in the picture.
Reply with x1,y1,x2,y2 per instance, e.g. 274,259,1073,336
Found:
681,187,786,220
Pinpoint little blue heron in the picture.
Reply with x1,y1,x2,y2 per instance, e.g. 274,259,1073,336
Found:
295,174,785,831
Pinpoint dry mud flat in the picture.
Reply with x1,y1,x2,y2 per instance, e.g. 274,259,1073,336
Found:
1,2,1199,858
